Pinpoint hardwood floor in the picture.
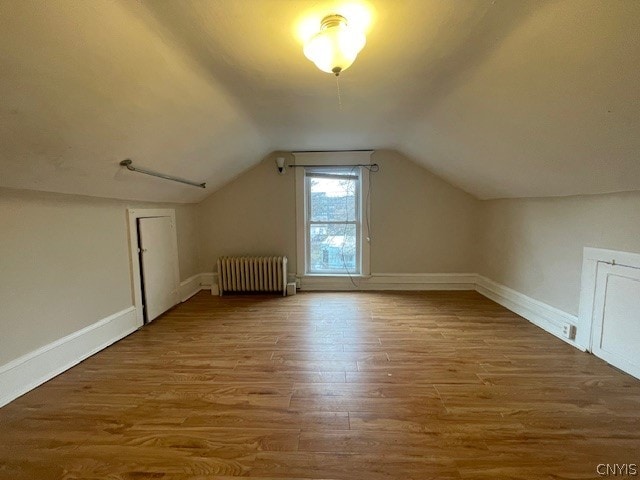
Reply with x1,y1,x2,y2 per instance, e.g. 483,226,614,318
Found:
1,291,639,479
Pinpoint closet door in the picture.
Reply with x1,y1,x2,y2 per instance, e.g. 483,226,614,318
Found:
591,263,640,379
138,216,179,322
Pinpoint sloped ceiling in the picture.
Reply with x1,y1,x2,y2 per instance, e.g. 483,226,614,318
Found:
1,0,638,202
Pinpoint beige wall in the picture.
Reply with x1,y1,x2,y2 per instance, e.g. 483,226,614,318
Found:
197,152,297,271
370,150,478,272
0,188,199,364
478,191,640,316
174,204,201,281
197,150,479,274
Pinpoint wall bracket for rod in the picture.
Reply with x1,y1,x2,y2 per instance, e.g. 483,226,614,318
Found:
119,159,206,188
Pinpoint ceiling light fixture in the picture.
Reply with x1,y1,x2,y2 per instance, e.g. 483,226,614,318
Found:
303,14,366,76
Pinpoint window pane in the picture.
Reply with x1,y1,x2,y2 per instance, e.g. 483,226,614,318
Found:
308,174,356,222
309,223,357,273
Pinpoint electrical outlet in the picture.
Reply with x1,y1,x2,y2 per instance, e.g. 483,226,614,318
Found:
561,323,576,340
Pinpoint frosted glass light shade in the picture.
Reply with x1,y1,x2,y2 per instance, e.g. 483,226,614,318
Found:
303,15,366,75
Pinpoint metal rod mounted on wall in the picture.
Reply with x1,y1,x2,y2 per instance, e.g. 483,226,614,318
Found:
119,159,206,188
287,163,380,171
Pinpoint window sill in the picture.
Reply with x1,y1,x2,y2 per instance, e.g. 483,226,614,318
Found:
299,274,372,279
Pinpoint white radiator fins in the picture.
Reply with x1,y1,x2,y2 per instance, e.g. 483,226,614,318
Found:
217,256,287,296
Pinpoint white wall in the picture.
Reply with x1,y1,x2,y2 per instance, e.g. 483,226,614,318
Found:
0,187,199,365
478,191,640,316
197,150,480,275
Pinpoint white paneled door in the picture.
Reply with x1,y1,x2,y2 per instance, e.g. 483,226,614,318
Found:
591,263,640,379
138,216,179,323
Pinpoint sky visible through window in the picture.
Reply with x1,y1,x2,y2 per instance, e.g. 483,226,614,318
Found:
312,177,351,196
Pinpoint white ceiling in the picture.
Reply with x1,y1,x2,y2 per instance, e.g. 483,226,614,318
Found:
1,0,639,202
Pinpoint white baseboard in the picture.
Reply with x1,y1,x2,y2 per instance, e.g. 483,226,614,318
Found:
179,273,215,301
475,275,584,351
201,272,216,295
0,306,138,407
179,274,202,302
200,272,215,288
298,273,478,291
179,274,205,301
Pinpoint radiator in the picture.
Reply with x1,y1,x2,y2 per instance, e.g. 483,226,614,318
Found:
217,256,287,296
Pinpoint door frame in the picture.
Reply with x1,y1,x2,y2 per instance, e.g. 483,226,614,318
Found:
578,247,640,352
127,208,180,327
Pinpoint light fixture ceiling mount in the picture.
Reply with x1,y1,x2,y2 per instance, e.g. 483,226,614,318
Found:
303,13,366,76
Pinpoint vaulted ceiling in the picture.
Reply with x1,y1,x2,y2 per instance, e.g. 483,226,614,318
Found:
1,0,639,202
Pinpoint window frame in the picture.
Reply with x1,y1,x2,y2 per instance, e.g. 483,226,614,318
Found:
305,168,361,275
294,151,372,278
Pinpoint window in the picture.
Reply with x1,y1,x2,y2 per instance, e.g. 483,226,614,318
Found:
294,151,372,278
306,167,360,274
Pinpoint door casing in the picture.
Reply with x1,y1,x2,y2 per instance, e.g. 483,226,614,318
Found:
127,209,180,327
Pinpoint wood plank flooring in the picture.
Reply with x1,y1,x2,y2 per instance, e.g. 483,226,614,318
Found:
1,291,639,479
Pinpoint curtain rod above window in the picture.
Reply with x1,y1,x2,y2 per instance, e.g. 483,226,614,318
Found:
291,149,374,153
287,163,379,171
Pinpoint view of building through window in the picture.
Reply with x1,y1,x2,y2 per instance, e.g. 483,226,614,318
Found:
306,168,360,274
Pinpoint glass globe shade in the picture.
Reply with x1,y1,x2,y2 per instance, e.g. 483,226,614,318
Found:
303,17,366,75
